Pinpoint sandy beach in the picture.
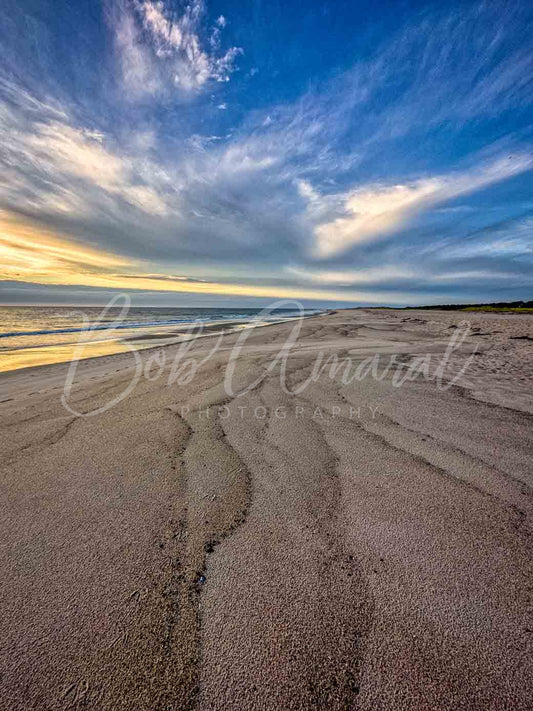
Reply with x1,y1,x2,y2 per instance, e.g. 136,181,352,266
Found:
0,308,532,710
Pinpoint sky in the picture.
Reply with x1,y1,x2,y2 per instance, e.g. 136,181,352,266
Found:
0,0,532,307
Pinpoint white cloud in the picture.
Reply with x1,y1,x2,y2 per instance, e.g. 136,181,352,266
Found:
31,122,168,214
439,218,533,259
296,179,319,201
432,270,514,281
311,155,533,257
114,7,161,98
286,265,416,286
112,0,242,97
0,94,169,218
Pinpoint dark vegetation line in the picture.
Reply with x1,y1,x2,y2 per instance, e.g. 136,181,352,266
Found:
403,299,533,311
363,299,533,312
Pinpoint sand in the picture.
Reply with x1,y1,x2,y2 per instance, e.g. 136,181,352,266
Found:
0,308,531,710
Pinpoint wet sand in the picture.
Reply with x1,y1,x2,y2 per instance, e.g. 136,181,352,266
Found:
0,308,532,710
120,320,251,342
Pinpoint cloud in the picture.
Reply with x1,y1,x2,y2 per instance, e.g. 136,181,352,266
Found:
0,211,130,282
285,265,416,286
0,212,418,303
119,272,207,283
1,2,533,305
429,214,533,260
110,0,242,97
0,90,170,222
113,5,161,98
310,155,533,257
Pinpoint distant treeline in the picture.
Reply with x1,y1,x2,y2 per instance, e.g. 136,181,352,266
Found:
403,300,533,311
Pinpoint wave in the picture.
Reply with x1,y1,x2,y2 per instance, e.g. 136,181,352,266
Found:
0,309,321,340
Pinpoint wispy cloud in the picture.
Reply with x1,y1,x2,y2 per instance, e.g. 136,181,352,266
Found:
309,155,533,257
0,211,130,281
110,0,242,98
285,265,416,286
0,86,170,222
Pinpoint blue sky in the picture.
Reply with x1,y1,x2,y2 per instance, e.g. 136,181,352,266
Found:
0,0,532,306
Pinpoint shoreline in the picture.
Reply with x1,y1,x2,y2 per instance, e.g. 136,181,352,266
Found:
0,312,319,376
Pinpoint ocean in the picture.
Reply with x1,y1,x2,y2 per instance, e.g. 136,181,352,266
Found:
0,305,321,373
